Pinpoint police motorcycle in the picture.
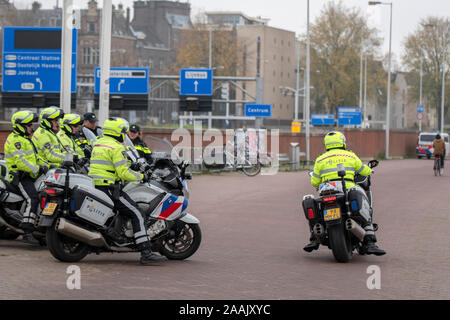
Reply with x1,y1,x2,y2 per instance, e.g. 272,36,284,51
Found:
0,156,88,243
39,133,201,263
302,160,379,263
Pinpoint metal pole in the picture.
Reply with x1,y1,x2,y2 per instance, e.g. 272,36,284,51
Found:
209,28,212,69
441,58,446,134
305,0,311,162
98,0,113,125
294,41,300,122
359,39,363,111
60,0,73,113
419,55,423,132
385,2,393,159
364,54,368,128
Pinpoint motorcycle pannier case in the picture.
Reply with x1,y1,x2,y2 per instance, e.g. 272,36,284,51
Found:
71,185,115,226
302,195,320,224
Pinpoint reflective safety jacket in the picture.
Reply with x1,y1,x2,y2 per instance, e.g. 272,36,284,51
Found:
311,148,372,189
88,135,143,186
57,131,85,158
131,137,152,162
4,132,46,180
32,127,67,166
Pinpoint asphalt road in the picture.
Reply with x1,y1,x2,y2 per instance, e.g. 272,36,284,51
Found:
1,159,449,300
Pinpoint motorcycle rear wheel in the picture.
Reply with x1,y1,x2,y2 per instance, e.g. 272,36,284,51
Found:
46,225,89,263
159,223,201,260
328,224,352,263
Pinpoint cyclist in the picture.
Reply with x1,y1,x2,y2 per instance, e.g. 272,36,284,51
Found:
432,134,446,175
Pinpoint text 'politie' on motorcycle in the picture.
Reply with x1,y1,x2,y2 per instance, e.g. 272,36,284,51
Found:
302,160,379,263
37,130,201,263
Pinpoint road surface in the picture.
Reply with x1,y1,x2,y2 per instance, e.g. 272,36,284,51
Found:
1,159,449,299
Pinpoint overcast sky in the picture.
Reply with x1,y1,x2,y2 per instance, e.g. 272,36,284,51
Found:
18,0,450,64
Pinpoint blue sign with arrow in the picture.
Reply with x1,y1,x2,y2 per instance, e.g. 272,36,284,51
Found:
337,107,362,126
2,26,77,93
94,67,149,94
244,104,272,117
417,104,424,113
311,114,335,125
179,68,213,96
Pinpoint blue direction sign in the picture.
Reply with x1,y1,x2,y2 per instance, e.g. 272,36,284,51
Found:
179,68,213,96
417,104,424,113
244,104,272,117
311,114,335,125
2,27,77,93
95,67,149,94
338,107,362,126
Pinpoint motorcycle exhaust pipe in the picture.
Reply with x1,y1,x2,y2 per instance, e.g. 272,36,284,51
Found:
56,218,108,248
0,216,24,234
345,218,366,241
313,223,324,236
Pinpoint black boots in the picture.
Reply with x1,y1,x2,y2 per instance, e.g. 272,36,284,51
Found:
361,235,386,256
22,233,40,245
303,234,320,253
139,242,166,265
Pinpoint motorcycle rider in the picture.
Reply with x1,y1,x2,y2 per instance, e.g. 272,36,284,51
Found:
432,134,446,175
74,112,102,158
32,106,67,167
88,117,165,265
127,124,153,164
304,131,385,256
5,110,49,245
57,113,85,159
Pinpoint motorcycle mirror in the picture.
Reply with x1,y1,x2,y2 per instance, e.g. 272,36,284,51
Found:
308,171,313,177
368,159,379,169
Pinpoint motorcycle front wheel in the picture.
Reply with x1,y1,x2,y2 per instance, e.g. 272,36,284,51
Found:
328,224,352,263
46,225,89,263
159,223,201,260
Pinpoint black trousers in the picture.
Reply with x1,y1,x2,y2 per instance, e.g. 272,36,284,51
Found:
17,176,39,225
96,186,151,246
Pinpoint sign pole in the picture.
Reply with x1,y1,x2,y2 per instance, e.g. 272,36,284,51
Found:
98,0,113,125
60,0,73,113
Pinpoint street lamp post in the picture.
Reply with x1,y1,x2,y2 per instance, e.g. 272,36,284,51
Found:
306,0,311,162
369,1,393,159
419,54,423,132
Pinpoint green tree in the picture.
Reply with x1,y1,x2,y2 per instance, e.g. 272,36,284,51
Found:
306,1,387,114
402,17,450,129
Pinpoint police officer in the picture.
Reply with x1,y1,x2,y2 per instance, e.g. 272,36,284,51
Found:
5,111,49,244
75,112,102,157
128,124,153,164
32,106,67,168
57,113,85,159
304,131,385,256
88,117,165,265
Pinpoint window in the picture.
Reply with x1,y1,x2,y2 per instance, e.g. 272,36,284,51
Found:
88,22,96,33
82,47,99,65
82,47,91,65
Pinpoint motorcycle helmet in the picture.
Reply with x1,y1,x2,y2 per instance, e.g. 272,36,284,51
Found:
60,113,83,136
40,106,64,131
324,131,346,150
11,110,38,135
103,117,129,142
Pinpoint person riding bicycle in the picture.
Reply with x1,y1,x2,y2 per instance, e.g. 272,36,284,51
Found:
5,110,49,245
432,134,446,175
304,131,385,256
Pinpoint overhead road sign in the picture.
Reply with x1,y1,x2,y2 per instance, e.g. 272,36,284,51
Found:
337,107,362,126
2,26,77,93
94,67,149,94
311,114,335,125
179,68,213,96
245,104,272,118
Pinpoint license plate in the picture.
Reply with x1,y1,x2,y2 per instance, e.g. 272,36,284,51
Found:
324,207,341,221
42,203,58,216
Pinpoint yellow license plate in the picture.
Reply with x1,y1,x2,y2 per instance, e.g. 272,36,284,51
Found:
42,203,58,216
324,207,341,221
